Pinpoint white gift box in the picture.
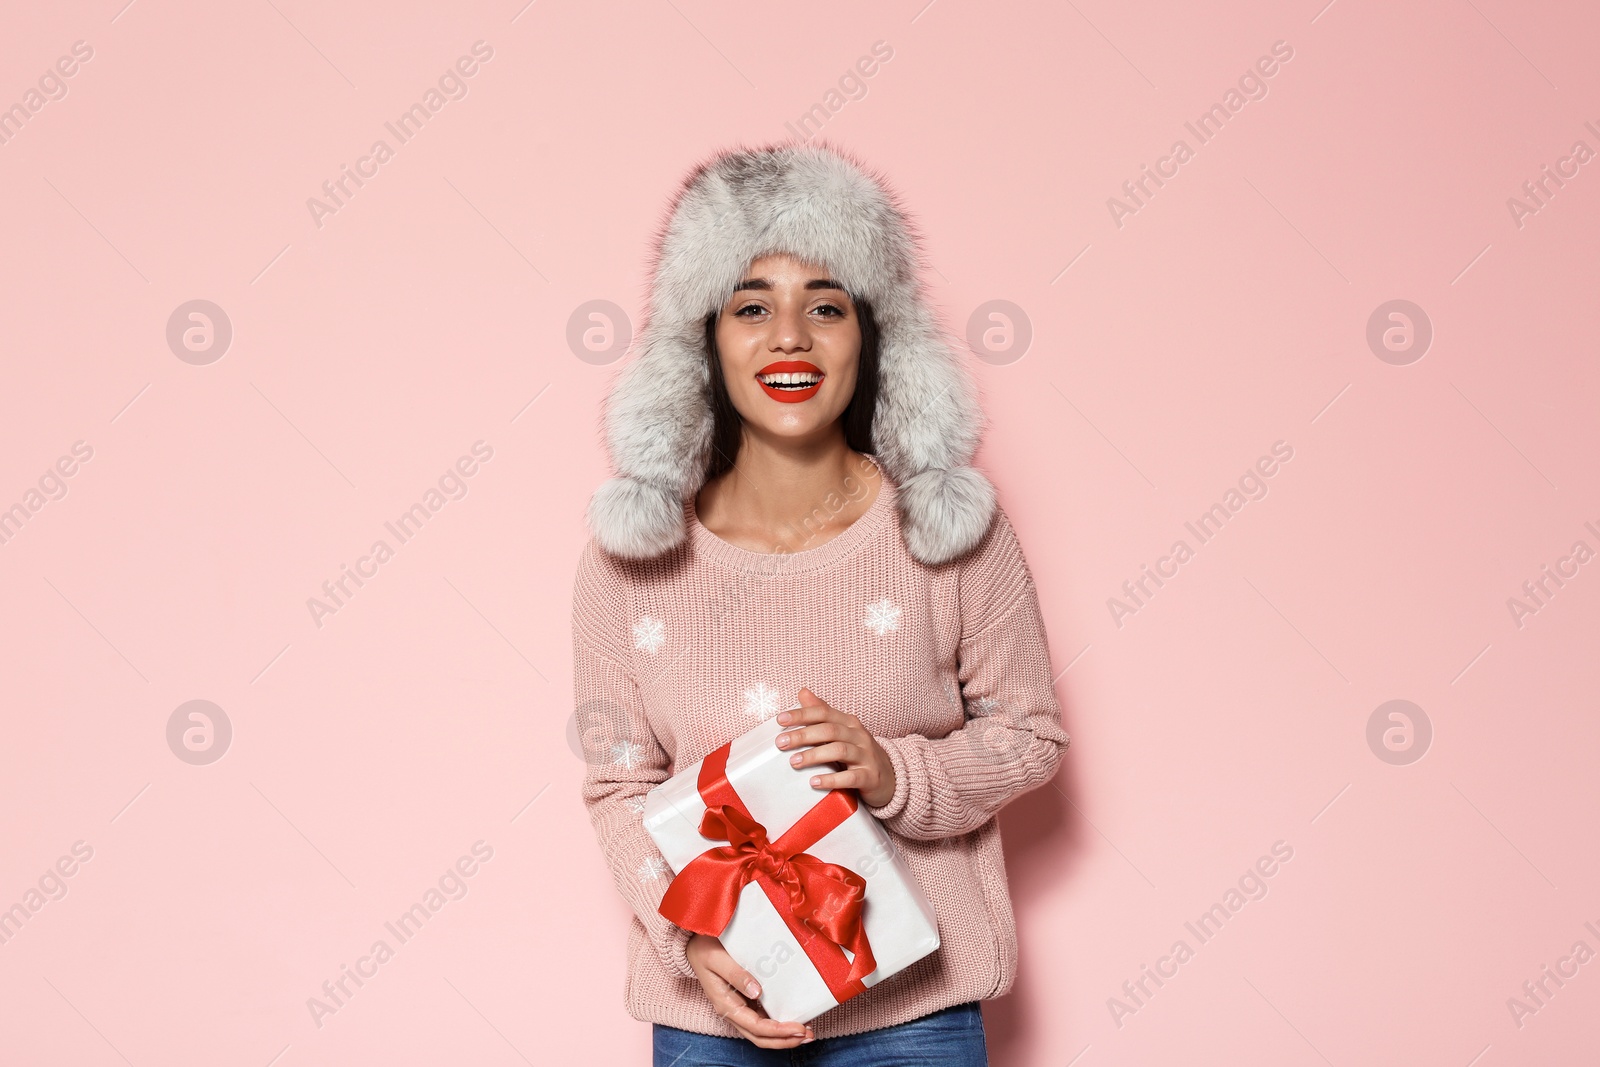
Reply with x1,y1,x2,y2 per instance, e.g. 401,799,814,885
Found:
643,710,941,1024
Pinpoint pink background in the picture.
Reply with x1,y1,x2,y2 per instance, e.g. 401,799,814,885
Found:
3,1,1597,1063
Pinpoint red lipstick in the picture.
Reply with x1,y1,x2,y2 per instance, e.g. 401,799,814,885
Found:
756,360,825,403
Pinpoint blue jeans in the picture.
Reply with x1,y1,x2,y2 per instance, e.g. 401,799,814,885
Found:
651,1001,988,1066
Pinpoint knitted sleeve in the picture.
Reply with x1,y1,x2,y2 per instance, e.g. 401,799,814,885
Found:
572,541,697,980
864,509,1071,840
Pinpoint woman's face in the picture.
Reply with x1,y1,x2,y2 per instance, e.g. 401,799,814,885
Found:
713,252,861,446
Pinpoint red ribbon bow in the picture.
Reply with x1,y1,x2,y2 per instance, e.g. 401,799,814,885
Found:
658,741,878,1003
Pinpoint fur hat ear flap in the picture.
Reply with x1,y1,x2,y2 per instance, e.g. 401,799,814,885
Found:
586,140,998,564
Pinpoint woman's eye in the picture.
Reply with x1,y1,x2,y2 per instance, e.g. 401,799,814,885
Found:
731,301,846,318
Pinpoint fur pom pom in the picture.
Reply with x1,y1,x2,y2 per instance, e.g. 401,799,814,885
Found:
896,466,998,565
586,477,686,559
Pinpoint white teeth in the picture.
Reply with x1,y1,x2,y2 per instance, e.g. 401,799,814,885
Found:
758,371,822,387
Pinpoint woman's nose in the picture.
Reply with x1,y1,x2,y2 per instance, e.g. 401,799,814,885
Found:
768,304,811,352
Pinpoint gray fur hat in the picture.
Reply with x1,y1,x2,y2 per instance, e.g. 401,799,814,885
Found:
585,140,996,566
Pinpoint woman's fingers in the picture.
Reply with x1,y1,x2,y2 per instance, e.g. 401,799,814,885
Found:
703,946,811,1045
777,722,838,749
774,705,892,799
777,718,866,752
787,739,856,770
706,947,762,1001
780,695,843,726
717,991,810,1046
808,767,863,791
777,705,829,728
723,1002,809,1047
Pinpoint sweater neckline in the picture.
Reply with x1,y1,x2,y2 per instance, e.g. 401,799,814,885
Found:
684,455,896,575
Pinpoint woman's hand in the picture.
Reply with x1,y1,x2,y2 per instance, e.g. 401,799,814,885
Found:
776,688,897,808
686,933,814,1047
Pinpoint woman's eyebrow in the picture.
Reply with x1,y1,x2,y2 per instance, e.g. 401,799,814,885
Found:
731,277,847,293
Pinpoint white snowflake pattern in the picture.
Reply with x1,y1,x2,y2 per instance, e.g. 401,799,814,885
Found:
625,794,649,814
632,616,666,655
636,856,670,883
610,740,645,769
971,695,1002,715
863,597,902,637
742,681,782,720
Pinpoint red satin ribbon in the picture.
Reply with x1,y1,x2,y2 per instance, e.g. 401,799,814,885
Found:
658,741,878,1003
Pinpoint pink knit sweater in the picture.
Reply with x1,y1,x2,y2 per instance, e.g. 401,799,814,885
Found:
573,457,1070,1039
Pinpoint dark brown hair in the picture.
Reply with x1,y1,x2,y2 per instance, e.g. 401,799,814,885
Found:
702,298,880,480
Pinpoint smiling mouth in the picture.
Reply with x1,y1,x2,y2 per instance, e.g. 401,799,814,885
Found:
756,360,824,403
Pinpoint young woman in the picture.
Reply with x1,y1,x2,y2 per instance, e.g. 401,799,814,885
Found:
574,143,1070,1066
